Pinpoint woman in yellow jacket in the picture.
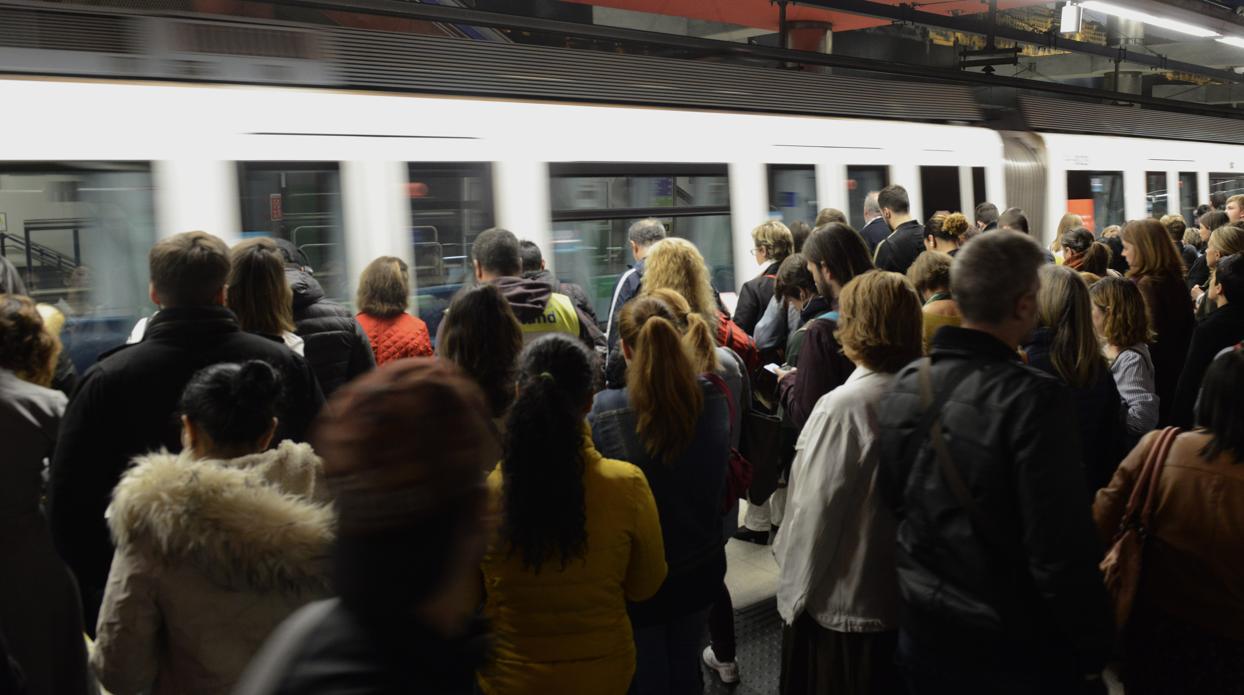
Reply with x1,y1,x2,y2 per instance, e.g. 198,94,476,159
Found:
479,333,668,694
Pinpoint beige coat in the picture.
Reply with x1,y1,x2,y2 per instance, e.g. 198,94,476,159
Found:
91,441,334,695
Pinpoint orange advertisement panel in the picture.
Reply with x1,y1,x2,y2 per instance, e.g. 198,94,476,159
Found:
1067,199,1095,235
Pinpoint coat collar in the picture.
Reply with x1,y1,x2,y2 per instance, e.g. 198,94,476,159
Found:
143,305,241,341
931,325,1022,364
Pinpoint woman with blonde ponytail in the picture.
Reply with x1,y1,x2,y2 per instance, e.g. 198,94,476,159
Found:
589,297,732,695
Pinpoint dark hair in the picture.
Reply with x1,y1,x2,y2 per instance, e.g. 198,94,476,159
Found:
774,252,815,301
878,185,910,215
1060,227,1095,255
975,202,999,226
1217,253,1243,304
1211,191,1228,210
999,208,1029,235
356,256,410,318
472,228,522,277
803,223,875,298
1200,210,1230,231
440,284,524,418
789,220,812,252
1079,242,1113,276
814,208,848,227
518,240,544,274
1163,216,1187,242
1197,349,1244,461
227,238,295,335
906,250,953,296
0,294,59,387
1194,204,1211,219
502,335,593,573
1123,219,1185,279
149,231,230,307
628,218,666,247
952,230,1045,324
179,361,283,449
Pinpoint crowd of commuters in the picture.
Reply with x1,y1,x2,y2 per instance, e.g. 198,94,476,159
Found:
0,184,1242,695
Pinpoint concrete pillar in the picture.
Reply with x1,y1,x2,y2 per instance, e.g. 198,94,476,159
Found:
785,21,832,54
1106,70,1144,94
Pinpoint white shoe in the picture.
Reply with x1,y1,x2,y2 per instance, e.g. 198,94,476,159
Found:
701,645,739,684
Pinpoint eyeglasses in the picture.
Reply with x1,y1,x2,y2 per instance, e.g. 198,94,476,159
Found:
749,247,765,256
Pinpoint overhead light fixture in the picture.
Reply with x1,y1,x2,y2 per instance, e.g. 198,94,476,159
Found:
1219,36,1244,48
1079,0,1221,38
1061,2,1084,33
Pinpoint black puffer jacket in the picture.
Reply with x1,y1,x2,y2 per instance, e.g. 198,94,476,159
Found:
877,326,1112,680
285,268,375,396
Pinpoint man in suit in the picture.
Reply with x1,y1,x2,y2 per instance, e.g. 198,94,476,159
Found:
858,191,890,254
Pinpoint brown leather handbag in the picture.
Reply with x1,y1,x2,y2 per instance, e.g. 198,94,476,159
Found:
1100,426,1181,632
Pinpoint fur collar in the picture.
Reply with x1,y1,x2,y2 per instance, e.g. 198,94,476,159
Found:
109,440,335,593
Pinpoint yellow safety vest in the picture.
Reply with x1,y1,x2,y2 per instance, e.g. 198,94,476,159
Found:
519,292,580,344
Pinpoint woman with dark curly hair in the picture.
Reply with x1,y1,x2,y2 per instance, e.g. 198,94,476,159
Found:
0,294,94,695
479,334,666,695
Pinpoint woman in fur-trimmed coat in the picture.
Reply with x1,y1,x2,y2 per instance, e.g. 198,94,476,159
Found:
91,439,335,695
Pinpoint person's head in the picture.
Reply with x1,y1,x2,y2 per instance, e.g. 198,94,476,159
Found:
226,238,295,336
1035,265,1105,389
149,231,230,308
439,284,524,418
877,185,911,229
998,207,1029,236
618,296,704,464
1121,219,1184,279
775,252,817,310
1207,224,1244,271
814,208,848,227
788,220,812,252
906,250,953,301
835,271,923,374
863,192,882,223
628,218,667,262
925,212,969,251
1102,224,1123,239
1210,191,1228,211
471,227,522,281
750,220,795,266
501,334,595,574
1160,214,1188,248
356,256,411,319
314,359,499,629
517,240,545,275
1196,349,1244,460
950,230,1045,347
802,223,874,302
1228,194,1244,223
1183,226,1203,250
642,288,719,374
1054,213,1084,252
1089,275,1153,349
641,237,718,330
178,361,282,460
1078,242,1113,277
975,201,999,231
0,294,60,387
1060,227,1095,259
1200,211,1230,244
1211,253,1242,306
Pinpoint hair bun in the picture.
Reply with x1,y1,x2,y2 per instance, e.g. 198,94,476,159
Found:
942,212,970,239
233,360,282,403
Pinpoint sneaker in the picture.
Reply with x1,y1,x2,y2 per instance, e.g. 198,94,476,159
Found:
702,645,739,684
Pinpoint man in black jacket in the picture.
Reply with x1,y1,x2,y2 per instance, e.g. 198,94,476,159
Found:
973,201,998,234
49,231,325,632
274,239,375,396
872,185,924,275
877,230,1112,694
858,191,890,254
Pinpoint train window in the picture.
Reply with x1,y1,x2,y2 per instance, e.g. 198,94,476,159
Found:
406,162,495,338
238,162,347,302
919,166,961,222
972,167,987,207
1179,173,1199,226
0,163,156,372
549,163,733,323
846,166,887,230
1210,173,1244,201
767,165,816,228
1066,170,1125,232
1145,172,1168,218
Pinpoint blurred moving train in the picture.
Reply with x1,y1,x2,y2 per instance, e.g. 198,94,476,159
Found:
2,3,1244,370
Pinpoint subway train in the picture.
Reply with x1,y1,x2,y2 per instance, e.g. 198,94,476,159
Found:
2,67,1242,368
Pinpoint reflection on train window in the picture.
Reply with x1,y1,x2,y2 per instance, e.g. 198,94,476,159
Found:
549,163,733,323
0,163,156,372
846,165,887,230
767,165,816,228
1210,173,1244,200
1179,172,1199,226
1067,170,1125,232
238,162,346,302
406,162,495,338
1145,172,1168,218
972,167,987,208
919,166,961,222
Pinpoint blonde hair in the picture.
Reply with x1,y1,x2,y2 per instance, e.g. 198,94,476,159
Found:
619,297,704,464
1089,275,1153,348
644,288,719,374
1036,265,1106,388
1209,224,1244,258
227,238,295,336
751,220,794,263
835,271,923,373
357,256,410,318
1053,213,1084,251
641,238,719,332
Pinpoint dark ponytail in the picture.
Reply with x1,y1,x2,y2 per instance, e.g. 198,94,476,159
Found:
178,360,283,448
501,334,595,573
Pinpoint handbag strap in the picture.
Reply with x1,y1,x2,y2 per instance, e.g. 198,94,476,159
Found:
1129,427,1181,536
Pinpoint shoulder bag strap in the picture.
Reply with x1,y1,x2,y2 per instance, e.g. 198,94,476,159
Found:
1137,427,1180,535
1117,426,1178,537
